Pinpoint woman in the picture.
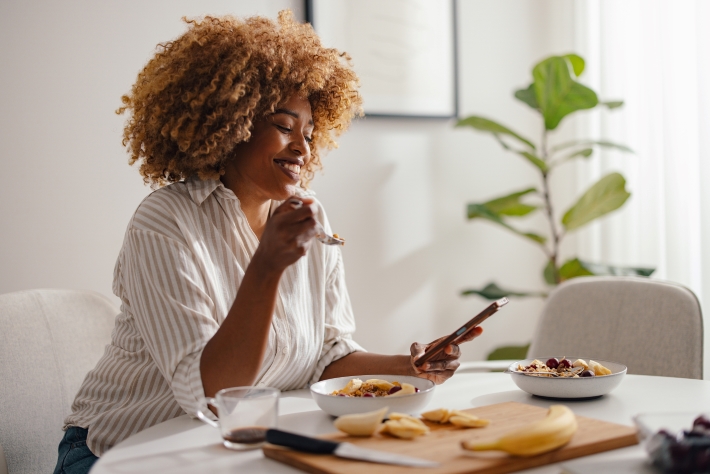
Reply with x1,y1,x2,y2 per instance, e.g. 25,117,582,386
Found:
54,11,482,474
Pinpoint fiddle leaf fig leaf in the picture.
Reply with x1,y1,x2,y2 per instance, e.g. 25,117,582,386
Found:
550,148,593,169
601,100,624,109
518,151,549,172
562,172,631,231
484,188,539,216
462,282,546,300
558,258,595,281
487,343,530,361
551,139,633,154
467,202,546,244
533,56,598,130
563,54,585,76
456,116,536,150
514,83,539,110
564,148,593,160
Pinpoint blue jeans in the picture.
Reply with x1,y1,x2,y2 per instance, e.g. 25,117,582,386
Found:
53,427,98,474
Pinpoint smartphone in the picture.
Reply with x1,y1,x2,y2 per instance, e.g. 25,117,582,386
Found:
413,297,509,368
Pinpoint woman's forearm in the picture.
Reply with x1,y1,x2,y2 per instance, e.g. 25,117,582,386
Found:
200,251,282,397
319,352,416,381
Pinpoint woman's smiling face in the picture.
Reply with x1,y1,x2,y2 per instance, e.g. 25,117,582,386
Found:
224,94,314,203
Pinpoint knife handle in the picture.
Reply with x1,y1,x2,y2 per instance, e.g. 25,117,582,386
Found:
266,429,339,455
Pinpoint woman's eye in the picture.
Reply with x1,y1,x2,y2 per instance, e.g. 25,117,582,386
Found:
276,125,292,133
305,136,313,143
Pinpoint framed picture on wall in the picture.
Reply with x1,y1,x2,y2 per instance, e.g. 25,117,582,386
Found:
305,0,459,119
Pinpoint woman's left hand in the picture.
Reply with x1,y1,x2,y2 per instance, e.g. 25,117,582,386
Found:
409,326,483,384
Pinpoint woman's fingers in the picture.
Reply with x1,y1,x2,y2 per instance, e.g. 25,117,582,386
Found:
410,341,426,359
455,325,483,344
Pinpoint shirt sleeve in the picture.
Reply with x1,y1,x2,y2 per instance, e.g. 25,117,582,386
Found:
120,227,219,420
310,248,366,384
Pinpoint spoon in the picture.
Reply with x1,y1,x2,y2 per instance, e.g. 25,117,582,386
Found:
286,199,345,246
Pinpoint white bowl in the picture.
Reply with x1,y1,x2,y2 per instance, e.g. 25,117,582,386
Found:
309,375,435,417
507,357,627,399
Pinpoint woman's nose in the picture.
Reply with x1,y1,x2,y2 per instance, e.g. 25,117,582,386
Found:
290,133,310,158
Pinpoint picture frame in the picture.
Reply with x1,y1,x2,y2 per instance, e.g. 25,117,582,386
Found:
305,0,459,119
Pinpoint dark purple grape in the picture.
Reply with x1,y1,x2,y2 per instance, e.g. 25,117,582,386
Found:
388,386,402,395
669,443,692,464
558,359,572,369
694,415,710,430
545,358,559,369
415,387,420,393
682,429,704,439
579,370,595,378
658,429,675,439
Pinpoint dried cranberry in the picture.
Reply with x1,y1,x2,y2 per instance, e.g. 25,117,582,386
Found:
415,387,420,393
388,386,402,395
363,393,374,397
558,359,572,369
337,393,348,397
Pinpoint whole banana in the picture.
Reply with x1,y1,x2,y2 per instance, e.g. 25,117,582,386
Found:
461,405,577,457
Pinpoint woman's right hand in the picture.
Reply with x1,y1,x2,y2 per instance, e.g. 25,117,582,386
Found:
253,196,318,274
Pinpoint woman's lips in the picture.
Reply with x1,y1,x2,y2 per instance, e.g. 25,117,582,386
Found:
275,160,301,181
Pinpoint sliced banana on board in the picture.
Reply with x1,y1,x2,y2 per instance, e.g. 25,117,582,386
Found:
333,407,388,437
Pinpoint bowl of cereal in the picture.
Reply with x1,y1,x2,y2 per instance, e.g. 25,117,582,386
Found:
309,375,435,417
507,357,627,399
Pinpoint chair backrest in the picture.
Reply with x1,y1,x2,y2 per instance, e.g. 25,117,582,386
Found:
0,289,118,474
528,276,703,379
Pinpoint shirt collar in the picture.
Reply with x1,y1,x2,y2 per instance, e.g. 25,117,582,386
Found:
185,176,237,205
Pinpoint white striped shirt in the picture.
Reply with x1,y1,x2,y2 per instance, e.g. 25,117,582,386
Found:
64,177,364,456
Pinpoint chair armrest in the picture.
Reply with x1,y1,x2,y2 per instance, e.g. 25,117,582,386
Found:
458,360,517,372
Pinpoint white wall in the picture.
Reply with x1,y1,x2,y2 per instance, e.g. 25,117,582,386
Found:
0,0,576,362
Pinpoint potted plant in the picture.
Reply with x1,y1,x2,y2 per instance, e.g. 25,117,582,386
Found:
456,54,654,359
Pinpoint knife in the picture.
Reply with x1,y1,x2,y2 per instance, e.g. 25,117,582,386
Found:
265,429,439,468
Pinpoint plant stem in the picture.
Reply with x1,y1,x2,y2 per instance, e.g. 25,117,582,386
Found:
540,129,561,284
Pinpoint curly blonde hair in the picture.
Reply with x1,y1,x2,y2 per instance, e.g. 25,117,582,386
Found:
117,10,362,187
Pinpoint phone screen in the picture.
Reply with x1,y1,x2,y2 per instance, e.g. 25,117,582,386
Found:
413,297,509,368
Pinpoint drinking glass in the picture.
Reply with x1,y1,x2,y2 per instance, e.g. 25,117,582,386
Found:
196,386,279,450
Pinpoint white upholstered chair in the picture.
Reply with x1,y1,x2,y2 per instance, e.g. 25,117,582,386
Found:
0,289,118,474
528,276,703,379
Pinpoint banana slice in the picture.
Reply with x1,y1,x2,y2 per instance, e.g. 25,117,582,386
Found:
364,379,395,391
572,359,589,370
341,378,363,394
383,417,430,439
333,407,388,436
421,408,451,423
390,382,416,396
589,360,612,376
449,414,490,428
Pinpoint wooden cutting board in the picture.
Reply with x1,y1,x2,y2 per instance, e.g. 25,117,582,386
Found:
262,401,638,474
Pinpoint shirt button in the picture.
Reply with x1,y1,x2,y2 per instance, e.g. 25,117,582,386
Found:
282,347,289,355
258,381,266,387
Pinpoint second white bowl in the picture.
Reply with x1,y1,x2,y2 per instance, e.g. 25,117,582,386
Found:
507,357,627,399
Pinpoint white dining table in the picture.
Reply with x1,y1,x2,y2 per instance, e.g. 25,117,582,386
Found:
91,372,710,474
